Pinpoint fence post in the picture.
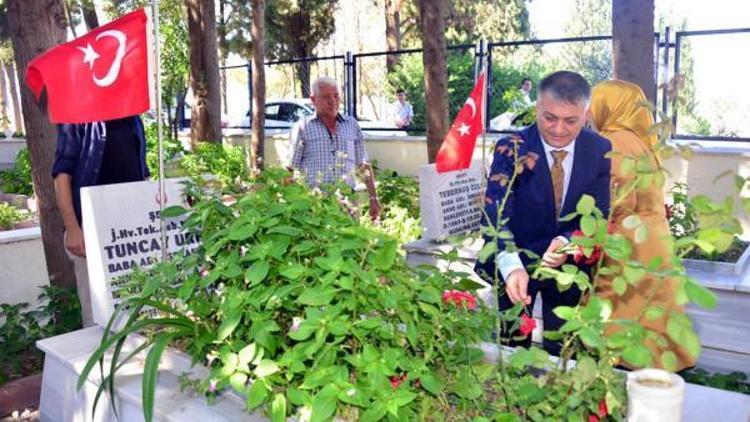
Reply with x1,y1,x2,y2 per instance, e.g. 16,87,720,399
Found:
662,26,671,117
672,31,681,133
474,39,485,83
247,61,253,128
344,51,355,117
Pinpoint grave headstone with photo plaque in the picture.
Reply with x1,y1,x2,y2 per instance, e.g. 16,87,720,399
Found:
419,159,485,240
81,178,200,327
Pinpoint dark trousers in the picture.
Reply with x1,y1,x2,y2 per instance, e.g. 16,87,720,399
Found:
497,278,583,356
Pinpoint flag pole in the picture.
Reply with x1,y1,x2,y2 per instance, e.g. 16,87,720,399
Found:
480,41,489,180
151,0,167,261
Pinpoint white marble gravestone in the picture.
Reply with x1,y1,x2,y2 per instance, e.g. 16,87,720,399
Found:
419,159,485,240
81,178,200,327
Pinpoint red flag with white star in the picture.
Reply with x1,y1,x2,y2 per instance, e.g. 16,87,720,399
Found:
25,8,153,124
435,72,486,173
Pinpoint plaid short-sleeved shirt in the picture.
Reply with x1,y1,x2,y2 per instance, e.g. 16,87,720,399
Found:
289,113,368,187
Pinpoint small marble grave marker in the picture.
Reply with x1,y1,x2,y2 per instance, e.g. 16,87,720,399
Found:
419,159,484,240
81,179,200,327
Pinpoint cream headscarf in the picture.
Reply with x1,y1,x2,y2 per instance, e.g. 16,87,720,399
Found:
589,80,659,149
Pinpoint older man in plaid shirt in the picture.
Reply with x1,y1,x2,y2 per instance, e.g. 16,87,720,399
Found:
289,76,381,221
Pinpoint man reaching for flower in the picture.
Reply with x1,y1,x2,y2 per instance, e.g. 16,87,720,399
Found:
474,71,611,355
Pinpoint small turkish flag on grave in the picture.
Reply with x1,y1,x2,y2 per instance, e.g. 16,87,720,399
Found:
435,72,486,173
26,8,153,123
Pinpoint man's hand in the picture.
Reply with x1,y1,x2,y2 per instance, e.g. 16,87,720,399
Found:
541,237,567,268
66,225,86,257
368,197,381,222
505,268,531,305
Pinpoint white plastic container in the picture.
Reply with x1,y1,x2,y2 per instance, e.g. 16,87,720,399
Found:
627,368,685,422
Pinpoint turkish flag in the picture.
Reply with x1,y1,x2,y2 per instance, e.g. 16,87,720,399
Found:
435,72,486,173
26,8,153,123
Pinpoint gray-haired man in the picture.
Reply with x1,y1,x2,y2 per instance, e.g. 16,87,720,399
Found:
289,76,381,221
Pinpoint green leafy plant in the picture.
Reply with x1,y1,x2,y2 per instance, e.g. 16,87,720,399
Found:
0,201,29,230
666,181,698,239
80,169,496,421
680,368,750,395
0,147,33,196
0,286,82,386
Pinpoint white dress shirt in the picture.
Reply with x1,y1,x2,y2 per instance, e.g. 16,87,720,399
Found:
495,137,577,280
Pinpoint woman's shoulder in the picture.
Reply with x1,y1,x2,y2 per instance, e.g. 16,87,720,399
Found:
607,130,650,154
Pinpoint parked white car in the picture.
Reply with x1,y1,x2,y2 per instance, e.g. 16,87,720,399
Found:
238,99,407,137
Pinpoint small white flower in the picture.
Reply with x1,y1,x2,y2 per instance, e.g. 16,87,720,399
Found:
290,317,302,333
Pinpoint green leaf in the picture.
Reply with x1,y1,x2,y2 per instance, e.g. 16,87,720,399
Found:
360,401,388,422
246,380,269,410
661,351,678,372
576,195,595,216
245,261,270,286
268,225,303,237
230,372,248,392
238,343,261,367
578,327,604,350
372,240,398,270
419,371,443,395
623,266,646,284
279,265,307,280
297,286,339,306
287,388,310,406
612,276,627,296
685,280,717,310
580,215,596,236
217,309,242,341
477,241,498,263
254,359,280,378
552,306,576,320
228,224,257,241
142,333,176,422
622,215,641,230
645,306,665,320
623,344,652,367
161,205,187,217
311,385,338,422
270,393,287,422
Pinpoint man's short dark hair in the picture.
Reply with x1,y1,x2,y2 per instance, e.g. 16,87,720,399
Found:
520,77,532,86
538,71,591,105
396,89,406,94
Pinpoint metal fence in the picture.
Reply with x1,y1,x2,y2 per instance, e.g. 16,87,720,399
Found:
218,26,750,142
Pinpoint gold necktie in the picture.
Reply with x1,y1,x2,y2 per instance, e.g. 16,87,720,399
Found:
551,149,568,217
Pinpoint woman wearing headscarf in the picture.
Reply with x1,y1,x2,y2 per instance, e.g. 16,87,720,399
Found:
589,80,695,371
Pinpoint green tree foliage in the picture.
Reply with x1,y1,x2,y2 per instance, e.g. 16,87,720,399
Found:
559,0,612,84
398,0,529,48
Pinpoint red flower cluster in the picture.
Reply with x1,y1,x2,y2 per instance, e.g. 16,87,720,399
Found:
570,225,613,266
665,204,673,219
390,373,408,389
441,290,477,310
519,313,537,337
588,399,609,422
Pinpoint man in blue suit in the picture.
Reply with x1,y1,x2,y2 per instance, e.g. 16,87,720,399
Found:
475,71,611,354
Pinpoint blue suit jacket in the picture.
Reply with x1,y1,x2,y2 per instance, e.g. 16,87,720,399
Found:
474,124,612,283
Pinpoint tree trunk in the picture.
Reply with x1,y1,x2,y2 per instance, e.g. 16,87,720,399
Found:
7,0,76,289
81,1,100,30
250,0,266,170
7,61,25,134
419,0,449,163
612,0,656,104
0,61,8,131
185,0,222,146
296,61,311,98
385,0,402,73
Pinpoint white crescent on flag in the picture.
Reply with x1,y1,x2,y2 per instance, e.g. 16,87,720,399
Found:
92,30,127,87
